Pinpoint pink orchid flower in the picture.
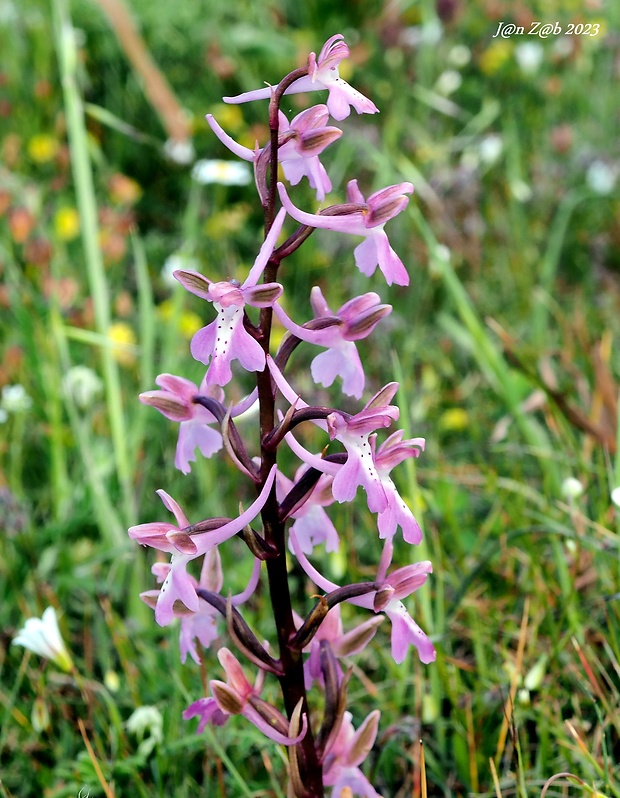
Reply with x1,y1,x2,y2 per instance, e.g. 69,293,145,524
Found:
268,357,424,544
224,34,378,121
290,532,436,665
374,430,425,544
322,710,382,798
278,180,413,286
325,385,400,514
268,356,399,515
128,466,277,626
301,605,383,689
274,286,391,398
173,208,286,386
184,648,308,745
139,375,257,474
207,105,341,201
151,549,261,665
139,374,223,474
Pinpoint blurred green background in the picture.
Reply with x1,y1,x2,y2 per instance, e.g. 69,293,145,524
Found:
1,0,620,795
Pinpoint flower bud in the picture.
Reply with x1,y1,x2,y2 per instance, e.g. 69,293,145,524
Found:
210,680,244,715
166,530,198,555
31,695,51,733
373,586,394,612
346,709,380,767
217,648,253,697
247,695,290,737
298,126,342,156
344,305,392,341
139,391,191,421
336,616,384,655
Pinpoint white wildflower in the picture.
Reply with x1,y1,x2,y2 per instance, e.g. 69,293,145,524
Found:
62,366,103,410
1,384,33,413
586,161,616,196
561,477,584,500
126,705,164,757
163,138,196,165
435,70,462,96
448,45,471,68
514,43,544,75
191,159,252,186
13,607,73,672
479,134,503,165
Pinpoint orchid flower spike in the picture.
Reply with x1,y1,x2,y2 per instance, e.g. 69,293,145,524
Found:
207,106,341,201
224,34,378,121
278,180,413,286
173,208,286,386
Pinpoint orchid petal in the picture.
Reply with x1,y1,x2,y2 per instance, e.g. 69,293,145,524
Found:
206,114,255,161
243,207,287,288
241,704,308,746
190,465,278,553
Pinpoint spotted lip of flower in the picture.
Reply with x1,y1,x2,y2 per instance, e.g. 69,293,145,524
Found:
13,607,73,672
266,358,401,517
373,430,426,544
326,383,400,514
173,208,285,386
277,180,413,286
223,33,378,121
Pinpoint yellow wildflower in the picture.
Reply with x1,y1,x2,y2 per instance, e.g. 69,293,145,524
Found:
178,311,203,339
439,407,469,432
107,322,137,367
157,301,203,339
27,134,59,164
157,299,174,322
54,207,80,241
479,41,512,75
